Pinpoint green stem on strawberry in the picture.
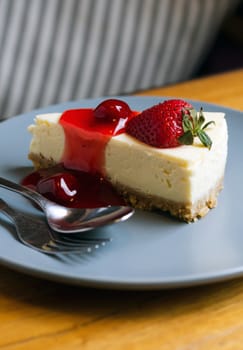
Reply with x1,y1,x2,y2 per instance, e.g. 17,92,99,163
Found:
178,108,215,149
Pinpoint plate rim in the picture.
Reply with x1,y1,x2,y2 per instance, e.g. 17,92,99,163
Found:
0,95,242,290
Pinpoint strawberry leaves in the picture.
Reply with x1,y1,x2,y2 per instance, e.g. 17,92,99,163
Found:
178,108,215,149
126,99,215,149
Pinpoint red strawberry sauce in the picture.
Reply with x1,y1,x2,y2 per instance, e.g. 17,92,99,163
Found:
59,108,127,174
22,100,137,208
22,165,125,208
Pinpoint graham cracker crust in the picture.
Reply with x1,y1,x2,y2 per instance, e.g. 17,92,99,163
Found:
28,153,57,169
114,178,224,223
28,152,224,223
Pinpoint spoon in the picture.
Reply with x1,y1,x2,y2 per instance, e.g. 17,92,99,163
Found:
0,177,134,233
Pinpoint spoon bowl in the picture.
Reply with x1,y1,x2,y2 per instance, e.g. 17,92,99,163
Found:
0,177,134,233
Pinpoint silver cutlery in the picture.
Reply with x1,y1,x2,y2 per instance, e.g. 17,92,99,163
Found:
0,198,110,254
0,176,134,233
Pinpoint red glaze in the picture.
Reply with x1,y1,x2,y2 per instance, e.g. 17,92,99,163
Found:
60,105,136,174
23,100,138,208
22,165,125,208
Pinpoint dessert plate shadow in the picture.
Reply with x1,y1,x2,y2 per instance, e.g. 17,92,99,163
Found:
0,96,242,290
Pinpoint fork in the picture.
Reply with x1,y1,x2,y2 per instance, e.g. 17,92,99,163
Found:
0,198,110,254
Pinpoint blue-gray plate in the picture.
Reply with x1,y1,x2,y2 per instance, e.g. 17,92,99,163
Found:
0,96,242,290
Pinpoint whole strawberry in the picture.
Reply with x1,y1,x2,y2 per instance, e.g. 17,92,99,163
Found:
126,99,192,148
126,99,214,149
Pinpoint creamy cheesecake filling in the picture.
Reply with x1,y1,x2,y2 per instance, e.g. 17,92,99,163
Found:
105,119,227,205
28,114,65,164
114,176,223,222
28,111,228,222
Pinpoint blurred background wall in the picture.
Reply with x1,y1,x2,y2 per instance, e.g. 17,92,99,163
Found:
198,2,243,77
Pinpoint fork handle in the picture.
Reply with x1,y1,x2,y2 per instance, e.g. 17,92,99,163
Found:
0,177,46,209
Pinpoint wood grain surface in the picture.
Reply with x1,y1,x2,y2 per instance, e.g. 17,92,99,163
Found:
138,69,243,111
1,69,243,350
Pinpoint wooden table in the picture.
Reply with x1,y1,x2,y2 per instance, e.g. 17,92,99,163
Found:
1,69,243,350
138,68,243,111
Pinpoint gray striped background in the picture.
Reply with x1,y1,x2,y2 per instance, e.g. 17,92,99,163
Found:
0,0,240,119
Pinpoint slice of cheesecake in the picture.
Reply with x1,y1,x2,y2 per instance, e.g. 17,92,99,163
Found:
27,99,228,222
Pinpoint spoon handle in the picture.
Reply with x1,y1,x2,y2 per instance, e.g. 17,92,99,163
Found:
0,197,19,221
0,176,46,209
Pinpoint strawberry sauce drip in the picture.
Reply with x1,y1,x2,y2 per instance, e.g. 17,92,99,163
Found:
22,165,125,208
23,100,137,208
59,108,130,174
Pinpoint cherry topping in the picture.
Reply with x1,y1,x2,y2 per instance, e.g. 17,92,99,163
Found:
37,172,80,205
94,99,132,122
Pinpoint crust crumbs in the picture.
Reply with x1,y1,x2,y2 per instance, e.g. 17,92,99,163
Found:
29,152,224,223
113,178,224,223
28,152,57,169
